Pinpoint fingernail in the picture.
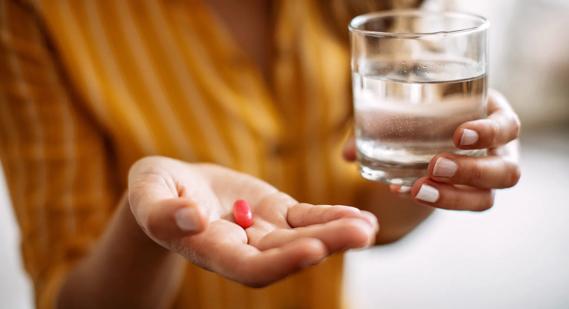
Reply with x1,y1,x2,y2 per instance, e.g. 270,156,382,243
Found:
175,208,199,232
433,157,458,178
415,184,440,203
460,129,479,146
399,186,411,193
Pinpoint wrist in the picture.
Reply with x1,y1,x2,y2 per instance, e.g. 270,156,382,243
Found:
57,193,182,308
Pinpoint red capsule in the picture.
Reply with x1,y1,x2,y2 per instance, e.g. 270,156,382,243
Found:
233,199,253,228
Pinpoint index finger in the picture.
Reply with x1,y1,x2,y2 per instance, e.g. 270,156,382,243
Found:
454,89,521,149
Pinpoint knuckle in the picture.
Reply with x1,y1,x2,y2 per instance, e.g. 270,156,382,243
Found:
465,164,484,186
488,120,500,145
332,206,361,219
445,194,462,210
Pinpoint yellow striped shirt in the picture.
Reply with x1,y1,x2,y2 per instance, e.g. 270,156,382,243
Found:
0,0,396,308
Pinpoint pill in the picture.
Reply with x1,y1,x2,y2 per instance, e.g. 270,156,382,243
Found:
233,199,253,228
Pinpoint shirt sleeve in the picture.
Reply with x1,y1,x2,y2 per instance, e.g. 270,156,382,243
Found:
0,1,120,308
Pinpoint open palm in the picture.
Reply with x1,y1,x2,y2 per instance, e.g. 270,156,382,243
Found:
128,157,377,287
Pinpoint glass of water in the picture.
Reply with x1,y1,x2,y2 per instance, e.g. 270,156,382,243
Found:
349,10,489,185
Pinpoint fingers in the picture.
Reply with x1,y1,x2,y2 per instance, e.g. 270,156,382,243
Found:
146,198,208,243
428,153,521,189
454,89,521,149
185,221,328,288
359,210,380,232
287,203,374,228
229,238,328,287
411,178,494,211
255,218,376,252
342,138,357,161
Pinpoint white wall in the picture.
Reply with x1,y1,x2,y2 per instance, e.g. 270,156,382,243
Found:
0,167,33,308
450,0,569,127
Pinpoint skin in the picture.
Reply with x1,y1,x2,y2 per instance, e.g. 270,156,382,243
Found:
58,159,378,309
343,89,522,210
57,1,521,308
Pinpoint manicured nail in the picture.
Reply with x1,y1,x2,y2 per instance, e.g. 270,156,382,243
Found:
416,184,440,203
175,208,199,232
460,129,479,146
433,157,458,178
399,186,411,193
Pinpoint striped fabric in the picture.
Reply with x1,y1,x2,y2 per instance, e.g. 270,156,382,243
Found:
0,0,375,308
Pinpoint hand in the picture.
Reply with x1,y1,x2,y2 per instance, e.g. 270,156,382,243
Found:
343,89,521,211
128,157,378,287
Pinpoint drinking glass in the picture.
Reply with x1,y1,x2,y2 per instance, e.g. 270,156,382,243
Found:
349,10,489,185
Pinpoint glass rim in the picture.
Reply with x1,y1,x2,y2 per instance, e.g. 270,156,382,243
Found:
349,10,490,38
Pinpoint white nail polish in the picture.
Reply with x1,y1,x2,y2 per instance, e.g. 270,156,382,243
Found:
175,208,198,232
460,129,479,146
433,157,458,178
416,184,440,203
399,186,411,193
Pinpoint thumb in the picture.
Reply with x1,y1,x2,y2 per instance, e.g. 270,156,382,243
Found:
145,198,208,242
128,158,209,244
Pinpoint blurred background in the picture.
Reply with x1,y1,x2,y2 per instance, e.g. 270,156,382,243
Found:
1,0,568,308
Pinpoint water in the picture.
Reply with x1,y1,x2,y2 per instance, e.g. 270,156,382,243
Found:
353,59,487,185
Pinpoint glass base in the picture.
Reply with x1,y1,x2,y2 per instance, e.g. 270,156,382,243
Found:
359,160,428,186
358,149,486,186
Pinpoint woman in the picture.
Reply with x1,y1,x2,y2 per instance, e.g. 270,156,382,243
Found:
0,0,521,308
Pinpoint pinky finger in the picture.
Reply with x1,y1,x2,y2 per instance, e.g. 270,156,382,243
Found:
411,178,494,211
232,238,328,287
